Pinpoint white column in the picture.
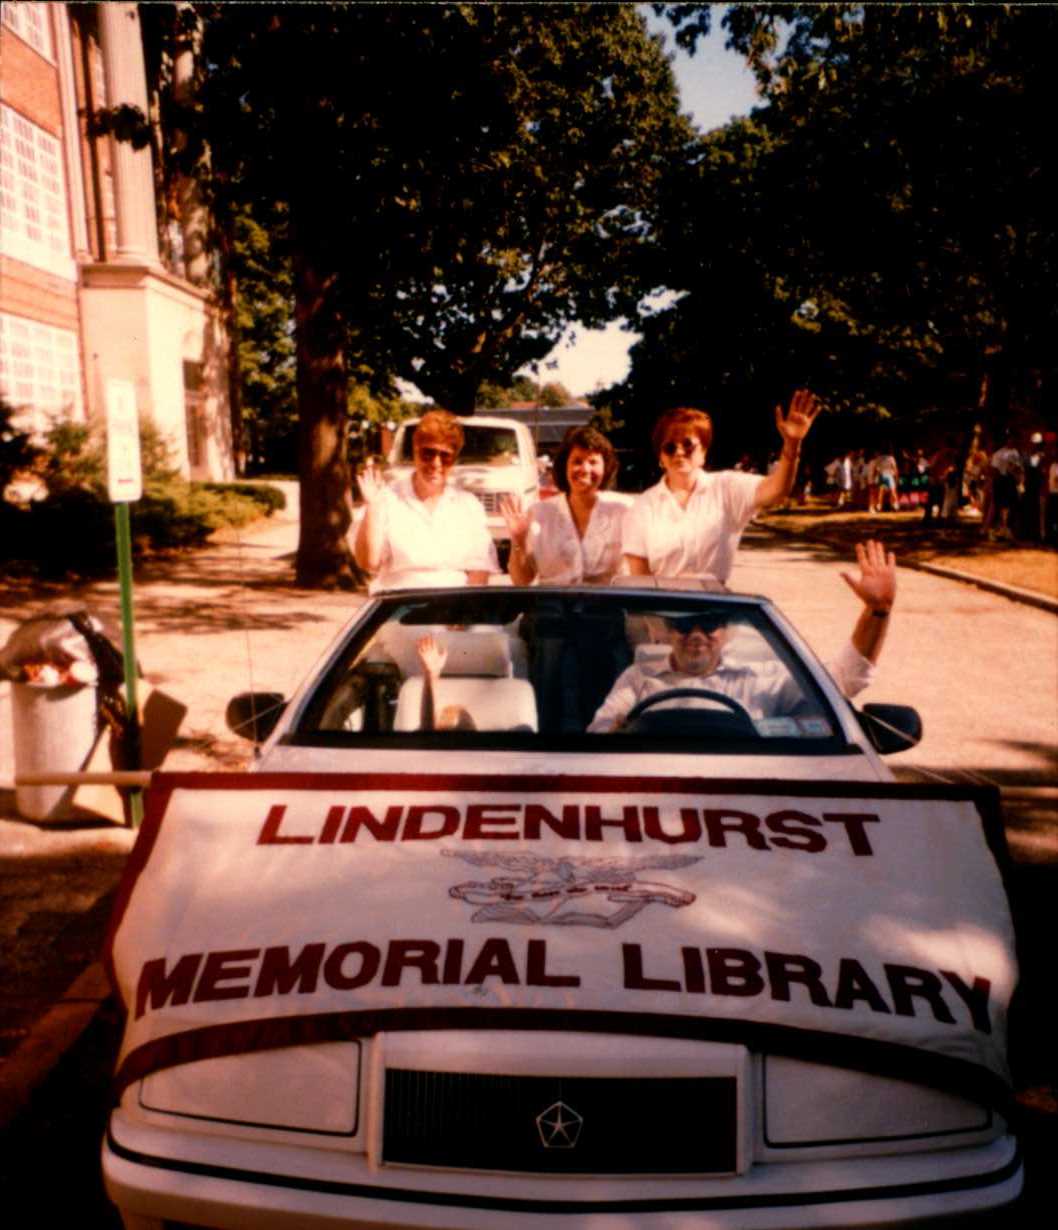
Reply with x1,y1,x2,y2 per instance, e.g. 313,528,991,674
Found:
52,4,90,258
97,1,160,266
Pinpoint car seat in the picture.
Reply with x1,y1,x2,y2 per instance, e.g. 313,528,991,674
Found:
392,631,537,732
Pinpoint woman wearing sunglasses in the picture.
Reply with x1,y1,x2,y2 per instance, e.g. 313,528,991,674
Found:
622,389,821,584
354,410,498,592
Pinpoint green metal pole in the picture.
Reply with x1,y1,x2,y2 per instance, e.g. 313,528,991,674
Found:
114,502,143,828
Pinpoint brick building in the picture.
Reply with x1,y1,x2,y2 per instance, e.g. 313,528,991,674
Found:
0,1,234,479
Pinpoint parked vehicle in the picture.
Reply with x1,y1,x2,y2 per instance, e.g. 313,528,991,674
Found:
387,416,540,566
104,585,1021,1229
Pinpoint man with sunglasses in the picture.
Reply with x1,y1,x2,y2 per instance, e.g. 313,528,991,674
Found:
588,540,895,732
354,410,498,592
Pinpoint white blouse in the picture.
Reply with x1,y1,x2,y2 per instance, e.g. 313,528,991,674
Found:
369,477,498,593
622,469,762,584
525,492,630,585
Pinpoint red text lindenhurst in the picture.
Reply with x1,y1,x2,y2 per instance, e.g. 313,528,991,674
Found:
256,802,880,855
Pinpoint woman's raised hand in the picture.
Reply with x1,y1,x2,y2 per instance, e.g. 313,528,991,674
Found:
358,458,387,506
775,389,822,444
499,494,531,549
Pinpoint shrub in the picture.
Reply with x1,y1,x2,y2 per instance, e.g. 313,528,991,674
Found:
201,481,287,515
1,396,41,494
0,413,285,577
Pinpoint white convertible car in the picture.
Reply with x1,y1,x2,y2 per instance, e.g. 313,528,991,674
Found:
103,586,1022,1228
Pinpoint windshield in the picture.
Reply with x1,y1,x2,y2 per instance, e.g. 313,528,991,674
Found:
296,592,847,752
399,425,521,466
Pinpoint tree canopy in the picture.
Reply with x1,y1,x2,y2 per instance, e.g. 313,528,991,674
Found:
621,3,1056,458
188,1,690,583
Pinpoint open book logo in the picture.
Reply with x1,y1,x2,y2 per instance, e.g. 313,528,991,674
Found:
444,850,699,928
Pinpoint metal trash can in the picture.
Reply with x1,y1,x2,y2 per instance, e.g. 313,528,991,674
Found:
11,680,99,821
1,609,123,822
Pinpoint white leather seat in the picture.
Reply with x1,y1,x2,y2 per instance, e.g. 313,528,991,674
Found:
393,676,537,732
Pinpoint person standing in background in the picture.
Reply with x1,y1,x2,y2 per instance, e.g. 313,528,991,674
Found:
987,432,1023,540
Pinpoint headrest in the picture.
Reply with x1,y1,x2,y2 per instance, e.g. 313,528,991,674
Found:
439,631,513,677
370,625,513,678
634,642,671,667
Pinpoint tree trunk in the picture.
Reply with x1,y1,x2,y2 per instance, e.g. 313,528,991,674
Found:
292,245,356,588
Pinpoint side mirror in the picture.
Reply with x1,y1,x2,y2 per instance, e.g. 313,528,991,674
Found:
226,692,287,743
858,703,923,755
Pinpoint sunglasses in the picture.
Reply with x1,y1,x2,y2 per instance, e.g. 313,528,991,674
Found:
666,614,730,635
416,446,457,465
661,437,701,457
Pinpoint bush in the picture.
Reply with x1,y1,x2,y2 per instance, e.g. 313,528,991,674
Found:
201,481,287,515
1,490,117,579
1,396,41,493
0,414,286,577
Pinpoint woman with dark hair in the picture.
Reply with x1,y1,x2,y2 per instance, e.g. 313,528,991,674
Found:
623,390,821,584
501,424,629,586
354,409,498,592
500,424,630,731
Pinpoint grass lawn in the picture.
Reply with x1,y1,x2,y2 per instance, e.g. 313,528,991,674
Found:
761,505,1058,601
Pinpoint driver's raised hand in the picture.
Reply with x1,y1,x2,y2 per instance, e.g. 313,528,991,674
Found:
841,539,896,611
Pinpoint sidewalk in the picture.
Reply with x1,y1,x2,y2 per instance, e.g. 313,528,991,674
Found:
760,505,1058,612
0,484,365,1123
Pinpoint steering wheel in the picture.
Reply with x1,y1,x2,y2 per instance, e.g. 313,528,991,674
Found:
622,687,758,737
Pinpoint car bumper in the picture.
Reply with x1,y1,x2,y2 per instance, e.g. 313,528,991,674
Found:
103,1125,1022,1230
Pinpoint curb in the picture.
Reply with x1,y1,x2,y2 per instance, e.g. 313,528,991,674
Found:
0,962,111,1129
762,526,1058,616
899,558,1058,615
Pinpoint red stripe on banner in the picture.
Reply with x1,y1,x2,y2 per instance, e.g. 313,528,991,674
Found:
101,777,179,1006
149,770,999,804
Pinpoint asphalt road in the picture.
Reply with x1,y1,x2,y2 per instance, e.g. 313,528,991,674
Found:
1,518,1055,1225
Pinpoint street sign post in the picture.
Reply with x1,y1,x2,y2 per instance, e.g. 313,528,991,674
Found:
105,379,144,827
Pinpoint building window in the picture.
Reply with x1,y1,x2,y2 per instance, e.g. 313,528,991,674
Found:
1,1,54,61
183,360,205,468
0,104,75,280
0,312,83,430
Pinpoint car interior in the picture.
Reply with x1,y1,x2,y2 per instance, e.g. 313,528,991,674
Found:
298,592,845,749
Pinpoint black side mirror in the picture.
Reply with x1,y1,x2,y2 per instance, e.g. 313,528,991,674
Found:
226,692,287,743
858,703,923,755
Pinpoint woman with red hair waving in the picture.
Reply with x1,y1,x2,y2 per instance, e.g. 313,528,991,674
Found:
623,390,821,584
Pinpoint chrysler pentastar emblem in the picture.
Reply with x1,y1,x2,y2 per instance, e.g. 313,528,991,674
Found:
536,1100,583,1149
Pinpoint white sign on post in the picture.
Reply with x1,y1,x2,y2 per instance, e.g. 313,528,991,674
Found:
105,379,143,503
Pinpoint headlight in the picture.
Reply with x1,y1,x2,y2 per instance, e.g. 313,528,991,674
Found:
762,1055,993,1153
138,1041,362,1135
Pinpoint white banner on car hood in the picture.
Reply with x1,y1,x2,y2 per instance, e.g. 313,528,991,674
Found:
106,772,1018,1104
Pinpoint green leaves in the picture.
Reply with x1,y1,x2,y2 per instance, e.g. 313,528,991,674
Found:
624,2,1056,438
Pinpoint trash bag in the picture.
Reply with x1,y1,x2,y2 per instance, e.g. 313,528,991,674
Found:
0,608,136,767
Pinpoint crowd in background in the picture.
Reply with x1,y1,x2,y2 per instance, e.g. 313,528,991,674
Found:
818,430,1058,545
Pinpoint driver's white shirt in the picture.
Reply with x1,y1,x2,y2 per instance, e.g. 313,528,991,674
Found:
587,642,872,733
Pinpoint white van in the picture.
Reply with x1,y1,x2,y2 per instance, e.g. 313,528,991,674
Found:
387,416,539,565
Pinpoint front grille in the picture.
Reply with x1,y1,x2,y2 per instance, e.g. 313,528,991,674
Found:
383,1069,736,1174
472,490,500,513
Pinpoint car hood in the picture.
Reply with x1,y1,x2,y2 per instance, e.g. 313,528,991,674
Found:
256,744,890,782
105,770,1017,1114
